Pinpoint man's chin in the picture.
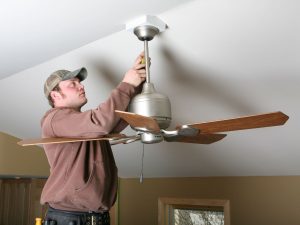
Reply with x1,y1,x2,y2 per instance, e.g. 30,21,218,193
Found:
81,99,88,106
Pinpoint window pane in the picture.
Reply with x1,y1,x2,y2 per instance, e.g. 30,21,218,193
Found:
173,209,224,225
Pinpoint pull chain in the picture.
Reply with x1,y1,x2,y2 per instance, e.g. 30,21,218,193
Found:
139,143,145,183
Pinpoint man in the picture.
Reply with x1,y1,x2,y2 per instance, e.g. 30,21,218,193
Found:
41,53,146,225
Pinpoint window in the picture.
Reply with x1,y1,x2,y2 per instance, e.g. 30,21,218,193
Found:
158,198,230,225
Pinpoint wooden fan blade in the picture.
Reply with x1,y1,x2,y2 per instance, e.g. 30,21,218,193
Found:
115,110,161,133
182,111,289,134
164,133,226,144
17,133,126,146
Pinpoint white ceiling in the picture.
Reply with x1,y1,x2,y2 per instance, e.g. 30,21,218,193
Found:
0,0,193,79
0,0,299,178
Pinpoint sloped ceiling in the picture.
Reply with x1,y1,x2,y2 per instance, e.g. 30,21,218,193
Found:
0,0,299,178
0,0,193,79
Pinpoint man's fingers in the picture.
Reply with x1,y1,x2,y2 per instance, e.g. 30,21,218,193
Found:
133,52,145,66
133,58,142,67
135,58,151,67
137,69,146,74
135,63,146,69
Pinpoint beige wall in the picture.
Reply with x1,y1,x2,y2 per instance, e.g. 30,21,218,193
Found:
119,176,300,225
2,131,300,225
0,132,49,176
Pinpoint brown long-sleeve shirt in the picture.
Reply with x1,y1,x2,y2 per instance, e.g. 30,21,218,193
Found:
40,82,138,212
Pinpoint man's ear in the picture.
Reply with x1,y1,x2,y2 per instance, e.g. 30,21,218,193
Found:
50,91,62,102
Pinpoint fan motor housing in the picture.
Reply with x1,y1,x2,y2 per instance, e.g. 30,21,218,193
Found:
129,83,171,129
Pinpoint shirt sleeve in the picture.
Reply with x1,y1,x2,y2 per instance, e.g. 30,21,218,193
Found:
111,81,144,133
43,82,137,138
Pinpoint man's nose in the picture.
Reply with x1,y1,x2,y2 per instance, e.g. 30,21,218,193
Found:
78,83,84,89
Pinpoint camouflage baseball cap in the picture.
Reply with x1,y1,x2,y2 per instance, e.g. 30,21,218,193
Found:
44,67,87,97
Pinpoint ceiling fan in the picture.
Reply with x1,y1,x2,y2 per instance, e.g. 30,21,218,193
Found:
18,25,289,147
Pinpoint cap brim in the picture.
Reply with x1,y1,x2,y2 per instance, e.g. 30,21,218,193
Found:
62,67,87,81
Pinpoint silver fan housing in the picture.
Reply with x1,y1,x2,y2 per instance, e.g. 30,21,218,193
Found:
129,83,171,129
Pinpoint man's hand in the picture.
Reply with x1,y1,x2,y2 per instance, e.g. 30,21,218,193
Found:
122,52,147,87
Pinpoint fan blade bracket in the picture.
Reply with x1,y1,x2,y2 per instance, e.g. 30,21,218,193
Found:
109,135,141,145
177,125,200,136
160,129,178,137
123,136,141,144
161,126,200,138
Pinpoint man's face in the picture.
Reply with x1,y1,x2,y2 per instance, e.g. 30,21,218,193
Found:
55,78,87,109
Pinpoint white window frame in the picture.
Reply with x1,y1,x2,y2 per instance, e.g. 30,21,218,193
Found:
158,197,230,225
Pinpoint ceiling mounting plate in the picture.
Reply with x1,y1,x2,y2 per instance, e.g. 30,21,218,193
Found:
125,15,167,33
